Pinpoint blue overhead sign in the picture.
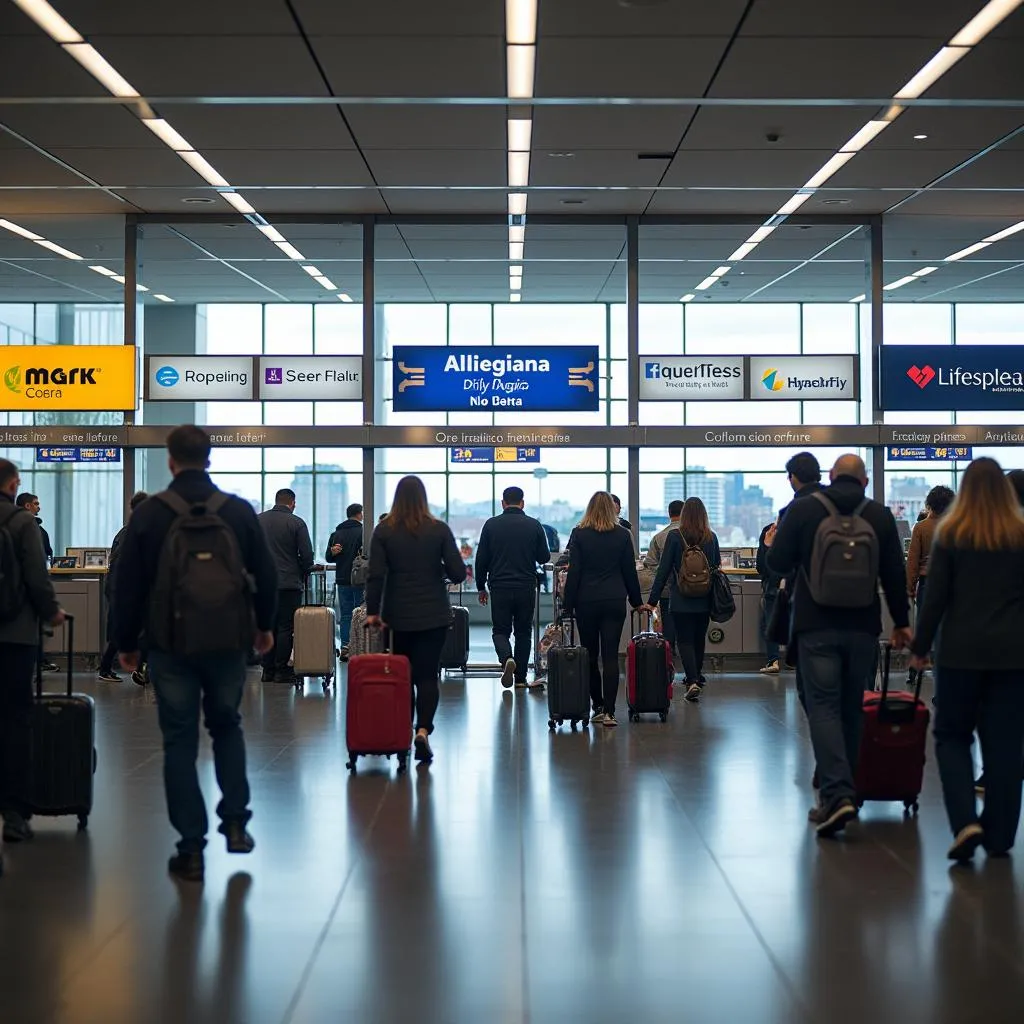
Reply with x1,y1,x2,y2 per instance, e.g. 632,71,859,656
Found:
393,346,599,413
881,345,1024,412
450,446,543,464
36,446,121,463
450,447,494,464
887,446,973,462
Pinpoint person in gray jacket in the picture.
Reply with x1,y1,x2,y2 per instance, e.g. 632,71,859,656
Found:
0,459,65,846
257,488,314,683
643,499,683,654
366,476,467,765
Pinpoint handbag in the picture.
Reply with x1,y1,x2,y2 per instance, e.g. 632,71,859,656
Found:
766,579,791,645
708,570,736,623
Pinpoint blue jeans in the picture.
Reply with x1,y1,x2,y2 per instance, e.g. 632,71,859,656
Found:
149,650,251,854
337,585,365,647
933,666,1024,854
798,630,878,810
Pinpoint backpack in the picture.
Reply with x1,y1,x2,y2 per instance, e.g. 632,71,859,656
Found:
0,503,26,622
543,524,561,554
350,550,369,587
147,489,255,656
806,492,879,608
677,540,712,597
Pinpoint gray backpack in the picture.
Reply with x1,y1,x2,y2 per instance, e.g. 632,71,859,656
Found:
350,550,369,587
806,492,879,608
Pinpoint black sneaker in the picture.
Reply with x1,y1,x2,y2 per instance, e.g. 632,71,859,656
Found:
131,667,149,687
2,813,34,843
219,821,255,855
41,661,60,673
948,823,984,863
97,670,121,682
813,799,858,838
414,733,433,763
501,658,517,689
168,851,205,883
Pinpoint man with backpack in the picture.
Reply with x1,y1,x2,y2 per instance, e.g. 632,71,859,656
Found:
0,459,65,846
767,454,911,838
326,503,365,661
114,426,278,883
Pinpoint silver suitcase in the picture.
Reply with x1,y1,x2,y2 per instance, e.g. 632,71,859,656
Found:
292,605,337,680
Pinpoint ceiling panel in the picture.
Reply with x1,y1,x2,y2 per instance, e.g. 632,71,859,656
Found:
680,105,878,152
166,107,357,151
524,190,654,214
204,150,376,188
871,109,1024,151
0,190,128,215
0,107,161,150
540,0,750,37
0,147,95,187
344,108,504,151
893,190,1024,218
740,0,991,38
663,149,834,188
532,107,694,153
936,149,1024,189
928,39,1024,98
0,37,108,95
49,148,209,188
292,0,502,35
365,150,505,187
34,0,297,34
829,148,981,190
530,151,665,188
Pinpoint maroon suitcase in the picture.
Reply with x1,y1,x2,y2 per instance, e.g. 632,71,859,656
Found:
345,630,412,773
854,644,928,815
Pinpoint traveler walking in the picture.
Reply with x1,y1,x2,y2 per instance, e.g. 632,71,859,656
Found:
647,497,722,704
97,490,149,683
562,492,644,728
258,488,314,684
0,460,65,846
911,458,1024,862
114,426,278,882
326,503,365,660
756,514,784,674
643,499,683,654
475,486,551,689
906,485,955,618
365,476,467,764
768,454,910,838
610,494,632,532
16,492,58,672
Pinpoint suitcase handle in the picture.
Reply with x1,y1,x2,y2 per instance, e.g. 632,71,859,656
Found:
557,613,576,647
38,612,74,699
362,620,393,654
631,607,654,634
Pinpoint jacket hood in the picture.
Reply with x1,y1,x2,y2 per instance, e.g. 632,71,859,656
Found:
821,476,869,515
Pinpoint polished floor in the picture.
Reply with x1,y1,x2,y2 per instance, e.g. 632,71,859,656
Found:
2,651,1024,1024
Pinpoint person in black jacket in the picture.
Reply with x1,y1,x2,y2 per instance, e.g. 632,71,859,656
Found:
911,458,1024,862
114,426,278,883
476,486,551,690
756,515,784,674
563,492,643,728
326,503,365,660
366,476,467,765
768,454,911,839
16,492,58,673
648,497,722,704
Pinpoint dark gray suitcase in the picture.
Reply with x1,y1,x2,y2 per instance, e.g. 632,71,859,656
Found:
28,615,96,830
547,619,591,730
440,605,470,672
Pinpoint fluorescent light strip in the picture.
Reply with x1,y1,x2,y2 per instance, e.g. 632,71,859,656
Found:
63,43,139,97
849,294,866,303
135,283,149,293
951,0,1024,45
506,0,538,44
275,241,306,261
912,266,939,278
337,294,354,303
747,225,776,244
313,276,337,290
34,239,82,260
11,0,82,43
509,226,525,244
679,294,696,303
153,294,174,303
776,192,813,216
507,45,536,99
895,46,970,99
257,225,287,244
728,242,758,262
88,265,118,277
510,278,522,291
945,241,991,262
695,276,719,291
0,218,43,241
508,193,527,217
711,266,731,278
509,241,524,261
509,265,523,278
508,151,530,188
508,118,532,152
803,151,856,189
141,118,193,152
510,294,522,303
178,150,230,188
840,119,890,153
221,192,256,215
883,275,918,291
984,220,1024,243
301,265,323,278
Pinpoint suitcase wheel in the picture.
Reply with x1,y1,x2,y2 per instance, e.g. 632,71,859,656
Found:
397,754,409,774
904,800,919,816
77,814,88,831
570,720,578,732
548,719,555,731
580,716,589,728
659,711,668,723
347,753,358,772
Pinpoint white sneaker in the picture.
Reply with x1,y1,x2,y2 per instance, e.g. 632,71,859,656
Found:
590,711,607,725
760,660,780,674
603,713,619,728
500,658,516,689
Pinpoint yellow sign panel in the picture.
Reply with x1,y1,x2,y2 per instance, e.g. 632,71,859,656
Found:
494,447,518,462
0,345,137,411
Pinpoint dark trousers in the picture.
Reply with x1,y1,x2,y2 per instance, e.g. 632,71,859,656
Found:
392,626,448,734
933,666,1024,854
576,600,627,715
149,649,251,854
659,599,676,652
798,629,877,810
263,589,302,675
490,586,536,683
672,611,710,684
761,593,780,664
0,642,36,817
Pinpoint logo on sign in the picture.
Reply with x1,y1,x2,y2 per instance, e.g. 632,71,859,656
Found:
761,368,785,392
396,360,425,393
907,365,936,389
264,367,283,385
155,366,180,388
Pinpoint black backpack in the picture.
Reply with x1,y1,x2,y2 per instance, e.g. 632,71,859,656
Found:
147,490,255,656
0,503,27,622
806,493,879,608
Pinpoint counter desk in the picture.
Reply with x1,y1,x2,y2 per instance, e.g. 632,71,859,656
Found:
47,568,108,667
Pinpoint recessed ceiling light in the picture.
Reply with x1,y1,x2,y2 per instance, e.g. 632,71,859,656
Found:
181,197,215,205
821,198,852,205
547,152,575,158
914,133,928,140
560,198,586,205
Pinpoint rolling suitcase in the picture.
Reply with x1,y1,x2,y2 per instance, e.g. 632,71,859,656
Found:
28,615,96,831
292,580,337,690
346,628,412,773
440,603,470,673
855,644,928,815
348,605,383,658
627,610,674,722
547,617,590,731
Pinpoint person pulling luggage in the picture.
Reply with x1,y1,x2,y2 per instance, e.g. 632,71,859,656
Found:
644,499,683,657
475,486,551,690
326,503,365,661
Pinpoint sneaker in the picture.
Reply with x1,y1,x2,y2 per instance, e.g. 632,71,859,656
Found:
814,799,858,838
41,661,60,673
339,645,350,663
2,813,34,843
603,713,619,728
97,670,121,682
698,675,707,685
684,683,701,703
131,667,149,687
501,658,516,689
760,660,780,675
590,711,607,725
948,823,984,863
168,851,204,883
414,733,433,763
219,821,255,855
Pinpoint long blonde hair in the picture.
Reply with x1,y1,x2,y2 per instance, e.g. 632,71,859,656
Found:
579,492,618,532
939,457,1024,551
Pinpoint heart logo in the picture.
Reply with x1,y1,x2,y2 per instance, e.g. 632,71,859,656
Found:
906,365,936,389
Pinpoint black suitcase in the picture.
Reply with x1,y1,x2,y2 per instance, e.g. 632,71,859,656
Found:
547,619,591,730
28,615,96,830
627,610,674,721
440,605,470,672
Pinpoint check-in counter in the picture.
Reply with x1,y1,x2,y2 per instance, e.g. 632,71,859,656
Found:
46,569,107,665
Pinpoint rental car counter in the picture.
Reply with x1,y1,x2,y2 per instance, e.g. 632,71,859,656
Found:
46,568,108,666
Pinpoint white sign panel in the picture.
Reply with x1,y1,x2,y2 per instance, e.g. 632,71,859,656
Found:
257,356,362,401
639,356,745,401
748,356,857,401
147,356,253,401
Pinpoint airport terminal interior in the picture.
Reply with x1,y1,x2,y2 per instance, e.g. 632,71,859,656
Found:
2,0,1024,1021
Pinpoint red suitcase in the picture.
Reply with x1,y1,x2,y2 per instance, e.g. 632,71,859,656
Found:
346,630,412,774
627,610,674,722
854,644,928,815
